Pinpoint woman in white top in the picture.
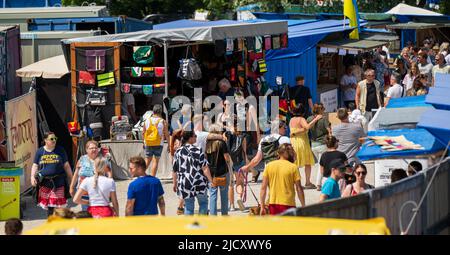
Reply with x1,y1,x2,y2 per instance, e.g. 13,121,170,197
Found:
402,62,419,97
384,73,404,107
74,157,119,218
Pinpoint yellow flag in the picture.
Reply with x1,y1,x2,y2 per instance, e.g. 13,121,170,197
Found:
344,0,359,39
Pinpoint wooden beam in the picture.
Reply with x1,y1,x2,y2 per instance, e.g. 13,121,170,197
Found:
114,43,121,116
70,43,78,164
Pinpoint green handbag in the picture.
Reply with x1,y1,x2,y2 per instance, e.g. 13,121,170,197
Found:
97,72,115,87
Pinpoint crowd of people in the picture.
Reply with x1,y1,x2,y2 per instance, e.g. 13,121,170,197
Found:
24,40,446,222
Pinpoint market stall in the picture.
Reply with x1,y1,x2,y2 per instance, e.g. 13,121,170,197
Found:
60,20,288,179
356,128,445,188
317,38,389,110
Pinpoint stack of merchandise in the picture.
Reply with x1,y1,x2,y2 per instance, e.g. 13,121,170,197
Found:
110,115,133,141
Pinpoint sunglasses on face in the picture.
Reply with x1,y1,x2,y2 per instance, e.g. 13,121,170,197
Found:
47,137,58,142
355,171,367,176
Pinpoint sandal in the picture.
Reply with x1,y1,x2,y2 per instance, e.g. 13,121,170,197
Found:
316,185,322,192
252,171,261,183
176,207,184,215
304,183,317,189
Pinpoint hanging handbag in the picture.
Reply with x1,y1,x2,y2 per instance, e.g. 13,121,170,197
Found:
177,46,202,81
97,72,115,87
86,88,107,106
86,50,106,72
78,71,96,85
133,46,154,65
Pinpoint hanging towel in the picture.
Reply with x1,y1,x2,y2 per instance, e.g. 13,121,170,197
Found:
155,67,165,77
143,85,153,95
281,33,288,48
215,39,226,56
78,71,96,85
226,39,234,55
264,35,272,51
131,67,142,77
255,36,263,53
272,35,281,49
121,83,131,93
237,38,245,51
246,37,255,52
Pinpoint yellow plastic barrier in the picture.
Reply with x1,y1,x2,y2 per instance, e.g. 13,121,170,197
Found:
26,216,390,235
0,167,23,221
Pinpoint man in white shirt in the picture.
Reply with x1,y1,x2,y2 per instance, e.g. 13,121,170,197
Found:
192,114,225,153
241,120,290,176
432,53,450,86
418,52,434,85
340,66,357,109
384,73,404,107
123,93,138,124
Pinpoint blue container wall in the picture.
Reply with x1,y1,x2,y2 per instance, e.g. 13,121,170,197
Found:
28,17,152,33
401,29,416,49
265,46,318,103
2,0,60,7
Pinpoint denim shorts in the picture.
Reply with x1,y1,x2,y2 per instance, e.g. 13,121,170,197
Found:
145,146,163,158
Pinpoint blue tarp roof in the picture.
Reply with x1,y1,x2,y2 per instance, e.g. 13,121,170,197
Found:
425,87,450,110
153,19,241,30
357,128,445,161
434,73,450,88
418,109,450,147
386,95,431,109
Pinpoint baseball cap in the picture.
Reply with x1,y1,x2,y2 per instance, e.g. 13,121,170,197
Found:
329,159,351,171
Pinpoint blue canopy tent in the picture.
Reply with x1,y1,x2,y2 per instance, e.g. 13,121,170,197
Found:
417,109,450,147
247,18,366,103
434,73,450,88
356,129,445,161
425,87,450,111
386,95,431,109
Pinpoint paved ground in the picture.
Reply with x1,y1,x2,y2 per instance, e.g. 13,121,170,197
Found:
0,163,374,234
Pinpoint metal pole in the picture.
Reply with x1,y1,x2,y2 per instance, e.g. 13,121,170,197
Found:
163,40,169,124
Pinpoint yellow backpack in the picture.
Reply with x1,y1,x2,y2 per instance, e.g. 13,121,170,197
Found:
144,117,163,146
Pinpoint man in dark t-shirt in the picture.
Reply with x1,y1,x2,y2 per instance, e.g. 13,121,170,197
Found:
289,76,313,118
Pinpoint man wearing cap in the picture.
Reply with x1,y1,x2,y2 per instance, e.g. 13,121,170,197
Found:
319,159,348,202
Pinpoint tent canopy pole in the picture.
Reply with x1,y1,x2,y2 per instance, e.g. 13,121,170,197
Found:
164,40,169,124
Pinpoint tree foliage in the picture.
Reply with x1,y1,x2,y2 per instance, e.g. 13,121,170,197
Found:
62,0,450,19
62,0,204,19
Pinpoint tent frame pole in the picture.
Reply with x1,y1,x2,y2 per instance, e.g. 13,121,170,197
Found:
164,40,169,124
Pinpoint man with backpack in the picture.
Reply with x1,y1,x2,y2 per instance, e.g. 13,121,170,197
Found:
143,104,169,177
240,120,290,182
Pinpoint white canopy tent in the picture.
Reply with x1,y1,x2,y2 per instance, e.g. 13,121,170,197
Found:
62,21,288,44
386,3,443,16
62,20,288,111
16,55,69,79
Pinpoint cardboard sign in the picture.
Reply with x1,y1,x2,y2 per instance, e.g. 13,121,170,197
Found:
373,158,429,188
6,91,38,191
320,89,338,113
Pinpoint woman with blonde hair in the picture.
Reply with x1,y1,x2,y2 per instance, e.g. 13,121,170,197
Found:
74,157,119,218
289,104,322,189
70,140,112,211
402,62,420,97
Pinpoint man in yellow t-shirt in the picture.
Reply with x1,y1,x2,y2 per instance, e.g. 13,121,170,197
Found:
260,144,305,215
